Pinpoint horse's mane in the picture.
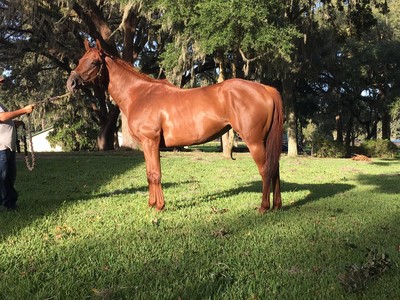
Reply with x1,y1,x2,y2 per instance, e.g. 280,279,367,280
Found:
109,55,174,86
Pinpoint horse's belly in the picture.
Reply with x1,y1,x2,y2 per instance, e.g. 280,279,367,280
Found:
162,118,228,147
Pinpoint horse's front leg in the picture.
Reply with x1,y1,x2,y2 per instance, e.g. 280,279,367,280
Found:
142,138,165,211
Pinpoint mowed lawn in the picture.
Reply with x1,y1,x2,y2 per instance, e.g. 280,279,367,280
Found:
0,151,399,299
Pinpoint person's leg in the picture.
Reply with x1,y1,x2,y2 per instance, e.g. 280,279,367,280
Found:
2,150,18,209
0,149,7,205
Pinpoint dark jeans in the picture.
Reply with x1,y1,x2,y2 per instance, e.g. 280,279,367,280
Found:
0,149,18,208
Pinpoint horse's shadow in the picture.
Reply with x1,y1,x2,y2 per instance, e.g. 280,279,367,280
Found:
88,180,196,200
168,180,354,210
78,174,354,212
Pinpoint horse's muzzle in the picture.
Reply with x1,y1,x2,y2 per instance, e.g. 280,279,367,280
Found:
66,72,81,93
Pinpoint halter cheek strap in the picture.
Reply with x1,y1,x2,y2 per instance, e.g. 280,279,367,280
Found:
71,62,104,85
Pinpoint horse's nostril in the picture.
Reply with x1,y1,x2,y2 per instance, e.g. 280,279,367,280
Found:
67,76,78,92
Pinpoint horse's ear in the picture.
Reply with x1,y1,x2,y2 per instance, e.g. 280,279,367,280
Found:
84,39,91,51
96,39,102,51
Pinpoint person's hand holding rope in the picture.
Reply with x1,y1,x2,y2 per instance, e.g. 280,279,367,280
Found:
23,104,35,115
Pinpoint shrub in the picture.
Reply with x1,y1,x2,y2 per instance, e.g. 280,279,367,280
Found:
307,125,346,158
314,139,347,158
359,140,398,158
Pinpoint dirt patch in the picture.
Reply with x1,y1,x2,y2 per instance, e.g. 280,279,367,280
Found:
351,154,371,162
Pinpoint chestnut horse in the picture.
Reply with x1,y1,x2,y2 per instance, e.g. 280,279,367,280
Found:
67,40,284,213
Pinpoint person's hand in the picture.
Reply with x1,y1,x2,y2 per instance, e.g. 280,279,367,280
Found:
24,104,35,114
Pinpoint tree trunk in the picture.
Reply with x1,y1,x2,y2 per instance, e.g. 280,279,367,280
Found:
282,77,298,156
119,5,142,150
379,64,391,140
336,113,343,143
97,104,120,150
344,117,353,157
381,110,391,140
216,52,234,159
92,86,118,150
222,129,234,158
366,121,378,140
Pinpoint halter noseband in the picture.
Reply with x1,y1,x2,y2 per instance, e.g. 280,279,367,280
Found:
71,64,104,85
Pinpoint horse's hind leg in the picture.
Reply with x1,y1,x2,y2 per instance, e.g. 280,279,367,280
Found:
246,141,271,213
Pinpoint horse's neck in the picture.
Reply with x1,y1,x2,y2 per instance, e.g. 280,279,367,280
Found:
105,57,153,111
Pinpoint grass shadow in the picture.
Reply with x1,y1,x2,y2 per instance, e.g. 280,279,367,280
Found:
355,173,400,195
1,151,146,240
370,158,400,167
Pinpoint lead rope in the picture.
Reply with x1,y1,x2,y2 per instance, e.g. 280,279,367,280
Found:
21,92,72,171
22,118,35,171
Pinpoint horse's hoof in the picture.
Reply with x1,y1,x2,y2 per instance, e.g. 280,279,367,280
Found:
258,207,268,214
273,202,282,210
155,206,165,212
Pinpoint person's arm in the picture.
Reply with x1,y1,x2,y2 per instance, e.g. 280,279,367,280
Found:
0,105,35,122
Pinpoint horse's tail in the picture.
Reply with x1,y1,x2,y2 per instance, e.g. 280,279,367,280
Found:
264,86,284,183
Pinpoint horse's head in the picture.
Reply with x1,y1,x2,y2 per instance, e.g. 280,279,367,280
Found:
67,39,106,93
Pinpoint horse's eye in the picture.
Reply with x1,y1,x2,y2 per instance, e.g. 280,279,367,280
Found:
92,61,100,66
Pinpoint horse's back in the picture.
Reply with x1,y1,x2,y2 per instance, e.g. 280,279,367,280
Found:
217,79,277,113
217,79,281,144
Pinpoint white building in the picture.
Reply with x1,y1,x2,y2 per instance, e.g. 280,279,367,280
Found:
29,128,63,152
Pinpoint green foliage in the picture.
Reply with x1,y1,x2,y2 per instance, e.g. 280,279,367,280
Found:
302,121,317,147
304,0,400,147
158,32,198,84
359,139,398,158
2,0,400,154
47,109,99,151
0,53,69,132
158,0,299,82
190,0,298,59
390,98,400,139
197,1,288,47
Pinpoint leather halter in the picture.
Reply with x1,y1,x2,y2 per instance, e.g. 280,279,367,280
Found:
71,59,104,85
71,52,106,86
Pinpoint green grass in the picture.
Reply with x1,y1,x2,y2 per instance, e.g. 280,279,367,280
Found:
0,151,399,299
